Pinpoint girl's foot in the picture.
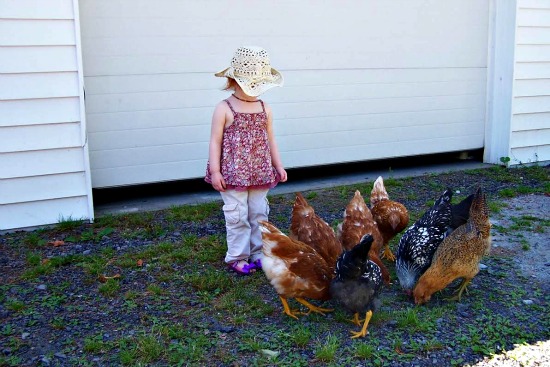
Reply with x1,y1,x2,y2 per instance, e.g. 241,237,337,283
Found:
250,258,262,271
249,253,263,271
228,260,255,275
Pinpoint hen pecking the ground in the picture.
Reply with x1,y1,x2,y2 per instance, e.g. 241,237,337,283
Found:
330,234,383,339
395,189,453,295
259,220,334,319
369,176,410,262
336,190,390,284
413,187,492,305
289,192,342,272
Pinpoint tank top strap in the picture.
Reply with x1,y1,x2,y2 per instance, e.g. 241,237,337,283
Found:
259,99,266,113
224,99,237,116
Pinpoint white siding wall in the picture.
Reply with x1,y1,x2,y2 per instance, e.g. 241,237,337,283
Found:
511,0,550,164
80,0,489,188
0,0,93,230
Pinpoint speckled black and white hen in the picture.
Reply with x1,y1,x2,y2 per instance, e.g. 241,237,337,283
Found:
330,234,383,339
395,189,453,295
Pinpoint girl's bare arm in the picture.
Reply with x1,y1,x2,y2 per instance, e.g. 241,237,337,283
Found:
266,105,287,182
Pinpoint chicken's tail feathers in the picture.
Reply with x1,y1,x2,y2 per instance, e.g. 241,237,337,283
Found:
450,192,475,229
293,192,314,215
258,220,283,235
294,192,306,205
470,187,489,218
352,234,374,259
435,188,453,207
334,234,374,279
370,176,389,205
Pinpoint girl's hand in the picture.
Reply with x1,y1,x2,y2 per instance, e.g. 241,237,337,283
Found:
210,172,227,192
277,167,288,182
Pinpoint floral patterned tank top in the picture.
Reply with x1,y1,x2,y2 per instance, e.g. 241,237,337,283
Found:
205,99,279,191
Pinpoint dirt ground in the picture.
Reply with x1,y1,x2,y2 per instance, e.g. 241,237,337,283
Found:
490,194,550,290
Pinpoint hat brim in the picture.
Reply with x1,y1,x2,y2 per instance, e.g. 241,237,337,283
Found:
215,67,284,97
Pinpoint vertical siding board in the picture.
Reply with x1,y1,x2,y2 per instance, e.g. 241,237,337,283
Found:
0,0,93,230
510,1,550,165
72,0,95,224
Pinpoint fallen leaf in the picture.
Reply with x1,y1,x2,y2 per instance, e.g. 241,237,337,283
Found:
41,259,50,265
137,259,143,267
260,349,280,358
48,240,65,247
98,274,121,283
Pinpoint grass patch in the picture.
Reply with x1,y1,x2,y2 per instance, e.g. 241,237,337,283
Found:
56,215,83,231
1,164,548,366
98,278,121,297
6,299,25,312
166,201,220,222
314,334,340,362
290,325,313,347
21,232,47,248
183,266,233,292
382,177,403,188
395,308,434,332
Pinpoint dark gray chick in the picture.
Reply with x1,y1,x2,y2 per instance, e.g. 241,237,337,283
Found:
330,234,382,339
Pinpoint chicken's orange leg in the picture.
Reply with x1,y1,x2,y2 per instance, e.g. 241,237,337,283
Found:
381,244,396,262
349,312,363,326
350,310,373,339
295,298,333,316
279,296,300,320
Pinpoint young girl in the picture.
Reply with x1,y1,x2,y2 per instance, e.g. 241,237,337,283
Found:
205,46,287,275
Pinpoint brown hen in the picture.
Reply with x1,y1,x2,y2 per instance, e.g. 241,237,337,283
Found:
370,176,409,262
336,190,390,284
259,220,334,319
413,187,491,305
289,192,342,271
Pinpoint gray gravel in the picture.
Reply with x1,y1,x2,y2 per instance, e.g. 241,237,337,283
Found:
1,166,548,366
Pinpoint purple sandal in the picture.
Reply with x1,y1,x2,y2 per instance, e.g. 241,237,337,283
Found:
228,260,255,275
249,259,262,271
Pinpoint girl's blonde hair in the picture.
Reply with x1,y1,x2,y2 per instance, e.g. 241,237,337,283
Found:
223,77,238,91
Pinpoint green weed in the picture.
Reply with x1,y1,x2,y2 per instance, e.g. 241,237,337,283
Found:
314,334,340,362
166,201,220,222
56,215,83,231
290,326,312,347
98,278,120,297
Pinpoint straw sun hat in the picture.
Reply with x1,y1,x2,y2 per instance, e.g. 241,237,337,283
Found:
215,46,284,97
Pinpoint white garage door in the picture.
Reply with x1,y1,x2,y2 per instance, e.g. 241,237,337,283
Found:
79,0,489,188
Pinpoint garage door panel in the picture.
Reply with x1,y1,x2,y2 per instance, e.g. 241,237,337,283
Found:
80,0,489,187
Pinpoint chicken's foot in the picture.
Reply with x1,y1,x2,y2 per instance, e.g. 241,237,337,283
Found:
445,279,471,302
349,313,364,326
381,245,396,262
279,296,301,319
350,310,373,339
295,298,333,316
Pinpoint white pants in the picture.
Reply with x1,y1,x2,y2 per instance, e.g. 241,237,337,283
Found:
220,188,269,263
